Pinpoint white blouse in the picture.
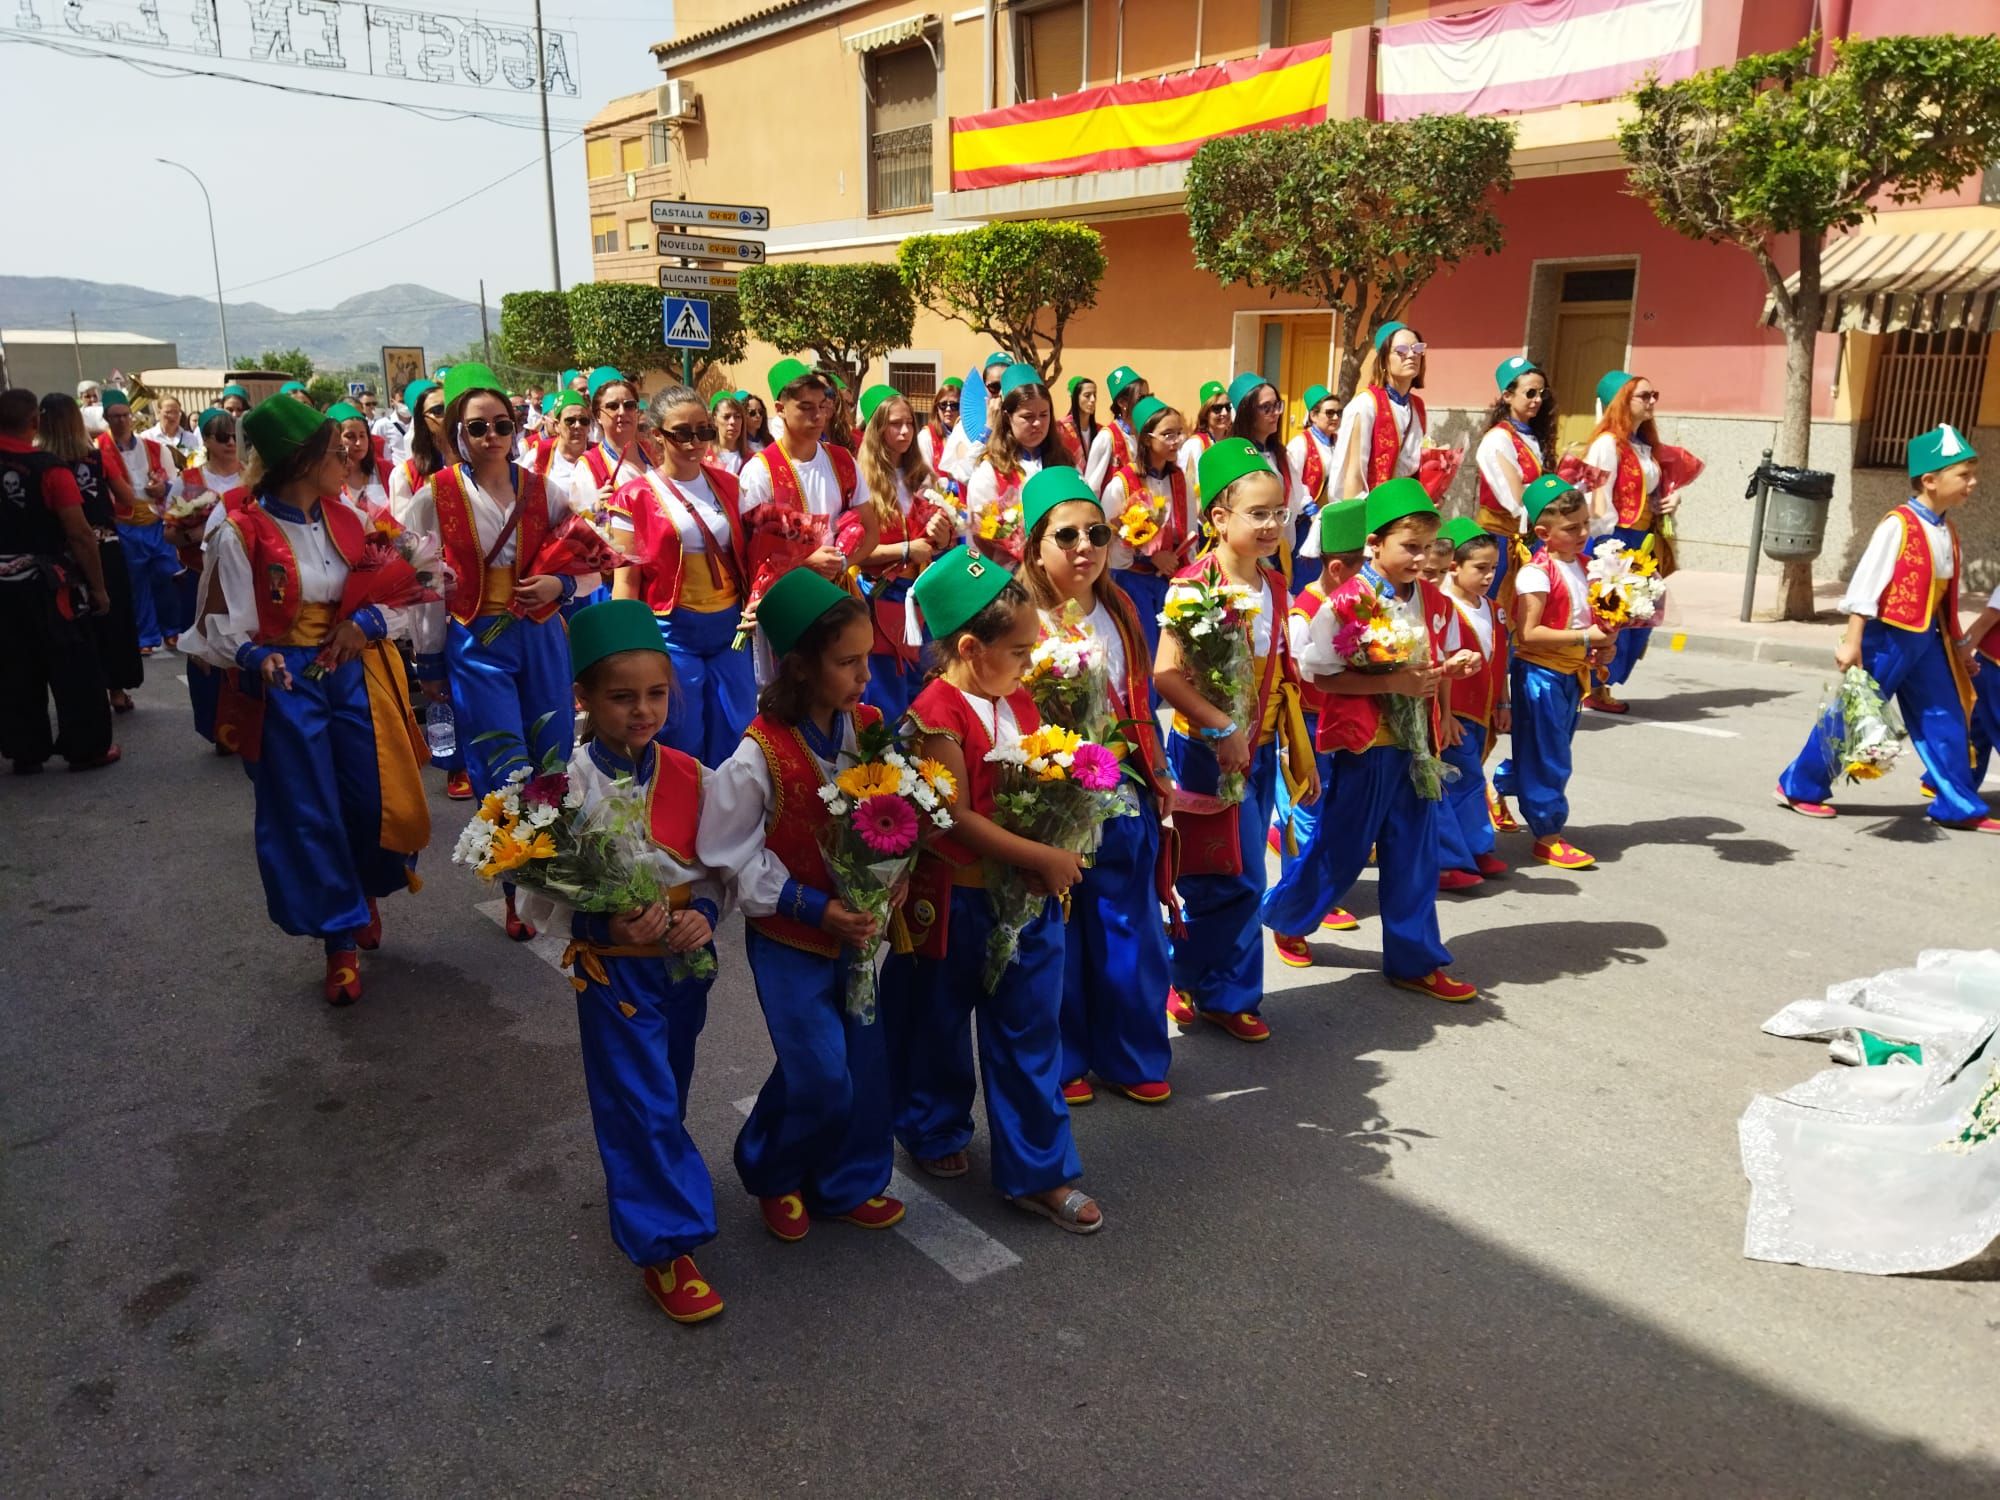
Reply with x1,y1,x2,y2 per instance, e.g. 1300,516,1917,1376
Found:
1301,577,1457,679
1097,468,1178,573
965,454,1042,521
699,713,864,918
1584,433,1662,537
1475,426,1535,524
203,501,417,665
1329,391,1422,499
614,470,733,554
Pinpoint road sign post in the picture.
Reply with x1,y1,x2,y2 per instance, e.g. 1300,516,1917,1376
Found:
657,267,740,293
653,232,767,264
663,296,712,387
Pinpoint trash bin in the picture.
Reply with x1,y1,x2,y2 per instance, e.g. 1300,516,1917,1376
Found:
1749,462,1835,563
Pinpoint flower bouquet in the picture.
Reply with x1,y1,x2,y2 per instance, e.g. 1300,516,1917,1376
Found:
1157,574,1262,803
1818,666,1906,784
451,746,717,981
163,489,218,531
1115,496,1161,554
1585,535,1668,629
972,497,1025,565
981,725,1126,992
734,507,831,650
1416,443,1465,503
1332,583,1453,800
1025,601,1112,740
303,541,441,679
478,513,626,644
815,721,956,1021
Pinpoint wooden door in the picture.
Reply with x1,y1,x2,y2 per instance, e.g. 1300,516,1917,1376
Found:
1550,304,1631,459
1280,317,1334,441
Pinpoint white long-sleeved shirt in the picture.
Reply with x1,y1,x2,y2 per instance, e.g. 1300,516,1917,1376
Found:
1083,422,1138,495
1329,391,1422,499
607,470,734,557
1099,468,1180,574
141,423,201,456
1300,576,1458,679
1583,433,1661,537
697,713,865,918
402,466,588,658
1286,427,1338,501
1474,426,1535,525
1840,505,1957,618
203,500,416,666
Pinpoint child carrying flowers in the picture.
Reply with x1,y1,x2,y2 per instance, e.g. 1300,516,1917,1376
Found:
697,570,910,1247
1097,396,1194,672
884,545,1103,1234
1433,518,1512,893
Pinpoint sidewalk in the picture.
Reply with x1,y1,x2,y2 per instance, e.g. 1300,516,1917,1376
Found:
1656,569,1848,670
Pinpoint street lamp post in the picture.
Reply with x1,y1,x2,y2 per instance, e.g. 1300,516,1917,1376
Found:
156,157,232,370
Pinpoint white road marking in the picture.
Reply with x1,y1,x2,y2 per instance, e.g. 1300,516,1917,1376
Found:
480,898,1022,1282
1203,1086,1268,1103
731,1097,1020,1285
176,673,188,686
1633,720,1739,739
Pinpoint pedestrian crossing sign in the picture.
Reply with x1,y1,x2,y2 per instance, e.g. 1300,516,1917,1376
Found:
663,296,712,350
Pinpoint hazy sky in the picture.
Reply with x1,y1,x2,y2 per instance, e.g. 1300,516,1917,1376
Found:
0,0,747,317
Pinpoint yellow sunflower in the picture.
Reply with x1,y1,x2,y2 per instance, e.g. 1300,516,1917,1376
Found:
917,759,957,799
836,762,902,800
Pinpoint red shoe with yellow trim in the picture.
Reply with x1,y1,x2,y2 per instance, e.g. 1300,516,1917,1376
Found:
1320,907,1359,931
1273,933,1313,969
357,897,382,951
1488,788,1520,832
1061,1078,1095,1106
1166,990,1197,1028
642,1255,723,1324
446,770,474,800
1391,970,1479,1003
1773,784,1837,819
1267,825,1282,855
1945,816,2000,835
836,1195,906,1230
324,949,361,1006
1109,1080,1172,1105
1532,836,1596,870
1199,1008,1272,1043
759,1193,810,1242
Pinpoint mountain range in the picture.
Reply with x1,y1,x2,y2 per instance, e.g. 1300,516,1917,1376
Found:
0,276,494,374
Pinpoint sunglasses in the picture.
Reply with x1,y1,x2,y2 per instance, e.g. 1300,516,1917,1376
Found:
935,398,960,411
1634,390,1661,403
984,381,1002,395
1049,522,1114,550
662,423,718,446
464,416,516,438
421,405,444,420
1390,342,1428,358
599,398,639,413
559,414,589,428
209,432,237,444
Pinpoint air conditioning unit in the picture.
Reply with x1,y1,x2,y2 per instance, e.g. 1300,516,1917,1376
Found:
657,79,701,123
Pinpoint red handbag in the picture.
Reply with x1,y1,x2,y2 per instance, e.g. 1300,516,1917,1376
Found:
1170,789,1242,877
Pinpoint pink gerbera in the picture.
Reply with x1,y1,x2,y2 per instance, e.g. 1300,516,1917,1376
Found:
522,771,569,808
854,794,919,856
1070,741,1122,792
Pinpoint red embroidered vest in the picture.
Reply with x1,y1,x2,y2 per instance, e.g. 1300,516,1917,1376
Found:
1476,427,1540,532
1299,432,1332,503
1878,505,1962,635
906,680,1041,869
1313,575,1452,756
1111,464,1190,565
744,703,883,957
1366,387,1426,488
1291,583,1332,718
644,743,703,861
228,498,365,643
583,442,648,494
1056,417,1086,464
618,464,747,613
758,440,858,516
1446,595,1508,726
1610,440,1651,529
432,465,555,626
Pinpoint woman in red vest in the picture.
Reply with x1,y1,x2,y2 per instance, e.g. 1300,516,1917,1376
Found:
577,367,654,517
1581,370,1687,712
1058,374,1100,468
405,363,599,939
965,363,1077,565
201,396,431,1004
1098,394,1192,672
1225,372,1312,579
387,378,445,524
1332,323,1428,503
604,385,754,769
1474,355,1555,612
1178,380,1231,500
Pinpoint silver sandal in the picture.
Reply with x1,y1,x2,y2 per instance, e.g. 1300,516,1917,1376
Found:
1011,1188,1103,1235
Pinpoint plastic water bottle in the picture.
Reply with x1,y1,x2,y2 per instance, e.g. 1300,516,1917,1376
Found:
425,699,457,759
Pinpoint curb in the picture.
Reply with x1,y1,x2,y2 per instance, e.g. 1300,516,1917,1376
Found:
1661,628,1832,669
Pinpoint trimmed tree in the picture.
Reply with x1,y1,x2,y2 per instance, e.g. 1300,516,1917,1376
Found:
897,222,1105,382
251,346,314,380
1620,32,2000,618
499,290,576,379
1185,115,1516,401
567,281,672,382
738,262,914,388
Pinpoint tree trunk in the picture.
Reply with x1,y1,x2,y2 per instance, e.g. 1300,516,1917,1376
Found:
1774,234,1822,620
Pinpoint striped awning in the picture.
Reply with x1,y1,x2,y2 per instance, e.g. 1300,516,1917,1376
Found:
844,13,931,53
1761,229,2000,334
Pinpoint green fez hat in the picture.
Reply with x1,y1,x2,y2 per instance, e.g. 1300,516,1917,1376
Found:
1495,355,1539,392
859,384,899,425
759,567,853,657
325,401,364,424
540,392,559,414
982,351,1014,372
403,378,438,411
706,390,733,411
1909,423,1977,479
241,393,330,469
1303,384,1333,412
220,382,249,401
1197,436,1273,511
559,368,580,388
1364,477,1438,536
912,544,1014,641
1595,369,1633,412
1105,365,1142,402
767,357,821,399
195,406,224,433
997,362,1044,399
442,362,504,408
1372,322,1410,353
823,370,849,391
550,390,586,417
99,389,130,410
735,388,751,402
1317,497,1367,555
1439,516,1489,550
585,365,627,401
1522,474,1578,524
1199,380,1226,407
1066,375,1087,395
277,380,306,395
568,598,668,677
1022,466,1100,534
940,375,964,391
1225,372,1267,411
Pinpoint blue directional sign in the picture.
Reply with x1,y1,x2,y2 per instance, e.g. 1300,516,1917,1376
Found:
662,296,712,350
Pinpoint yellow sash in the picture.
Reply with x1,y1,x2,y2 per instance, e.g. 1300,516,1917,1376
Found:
360,641,431,856
479,565,516,616
273,601,339,646
678,556,741,611
1935,580,1976,720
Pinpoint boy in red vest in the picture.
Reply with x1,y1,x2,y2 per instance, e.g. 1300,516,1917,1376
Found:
1777,424,1995,832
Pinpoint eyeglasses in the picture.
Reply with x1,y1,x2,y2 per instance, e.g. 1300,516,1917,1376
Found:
599,399,639,413
464,417,516,438
1049,522,1114,550
1254,398,1282,414
662,423,717,446
1634,390,1661,403
1224,507,1286,527
1390,342,1427,358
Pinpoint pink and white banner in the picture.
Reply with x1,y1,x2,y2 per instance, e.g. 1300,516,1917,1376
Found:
1377,0,1701,123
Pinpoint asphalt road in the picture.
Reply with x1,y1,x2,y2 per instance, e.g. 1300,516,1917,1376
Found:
4,644,1997,1498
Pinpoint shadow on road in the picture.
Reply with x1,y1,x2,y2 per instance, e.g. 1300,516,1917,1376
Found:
1577,813,1796,868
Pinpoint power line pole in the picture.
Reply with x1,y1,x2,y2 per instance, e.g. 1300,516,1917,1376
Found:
534,0,562,292
70,311,83,383
480,278,493,365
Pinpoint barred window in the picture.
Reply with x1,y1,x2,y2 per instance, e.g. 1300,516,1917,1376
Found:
1865,330,1989,468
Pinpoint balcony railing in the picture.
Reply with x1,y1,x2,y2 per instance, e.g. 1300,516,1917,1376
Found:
870,123,933,214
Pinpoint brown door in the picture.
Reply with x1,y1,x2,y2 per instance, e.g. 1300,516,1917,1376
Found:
1550,303,1631,460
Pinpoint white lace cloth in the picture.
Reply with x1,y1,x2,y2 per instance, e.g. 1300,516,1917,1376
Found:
1739,949,2000,1275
